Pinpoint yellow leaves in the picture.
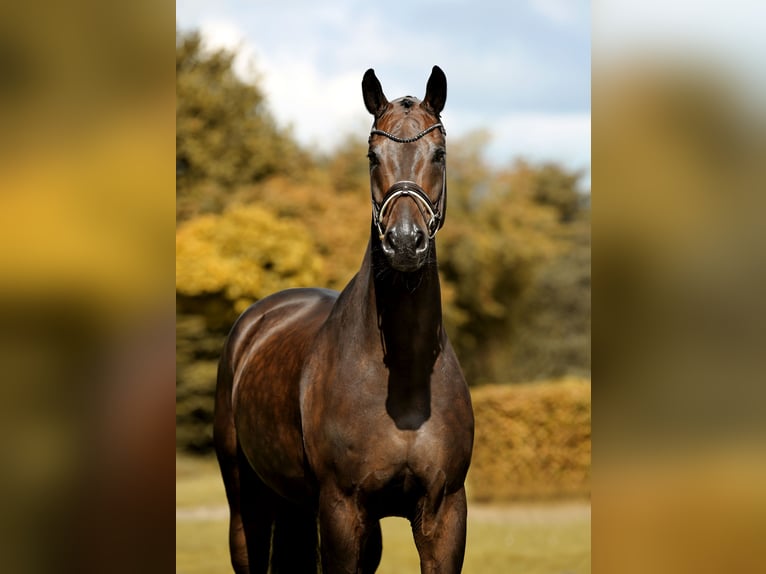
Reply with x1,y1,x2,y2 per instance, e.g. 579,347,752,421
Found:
468,379,591,501
239,176,371,290
176,204,324,306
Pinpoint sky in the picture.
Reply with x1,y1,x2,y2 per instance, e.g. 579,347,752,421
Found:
176,0,591,185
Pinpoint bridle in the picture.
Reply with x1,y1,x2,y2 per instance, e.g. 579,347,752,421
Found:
369,122,447,241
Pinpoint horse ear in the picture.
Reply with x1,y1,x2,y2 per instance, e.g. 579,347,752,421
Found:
362,68,389,116
422,65,447,116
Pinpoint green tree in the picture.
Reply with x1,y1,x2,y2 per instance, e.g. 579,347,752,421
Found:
531,162,584,223
507,214,591,381
323,135,371,196
176,29,308,220
438,136,590,384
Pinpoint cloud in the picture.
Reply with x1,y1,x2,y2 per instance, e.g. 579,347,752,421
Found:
197,19,260,82
198,19,369,151
197,19,242,51
529,0,579,26
256,57,370,149
485,112,591,181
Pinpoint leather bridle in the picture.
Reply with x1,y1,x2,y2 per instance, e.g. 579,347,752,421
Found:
369,122,447,240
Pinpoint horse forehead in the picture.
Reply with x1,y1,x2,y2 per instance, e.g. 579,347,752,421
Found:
377,98,433,133
394,95,420,108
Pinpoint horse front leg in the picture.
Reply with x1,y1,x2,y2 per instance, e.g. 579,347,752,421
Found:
317,484,381,574
412,486,468,574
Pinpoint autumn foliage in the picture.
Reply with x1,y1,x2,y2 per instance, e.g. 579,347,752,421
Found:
468,379,591,501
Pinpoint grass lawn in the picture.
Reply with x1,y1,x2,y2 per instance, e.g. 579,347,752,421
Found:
177,455,590,574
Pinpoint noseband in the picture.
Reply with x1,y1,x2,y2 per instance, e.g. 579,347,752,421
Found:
370,122,446,241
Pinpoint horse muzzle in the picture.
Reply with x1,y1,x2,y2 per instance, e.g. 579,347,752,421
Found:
373,181,441,272
381,216,429,272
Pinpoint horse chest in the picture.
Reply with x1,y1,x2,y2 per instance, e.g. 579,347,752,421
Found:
302,348,472,491
316,401,460,493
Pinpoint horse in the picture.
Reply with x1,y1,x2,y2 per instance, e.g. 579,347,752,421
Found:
214,65,474,574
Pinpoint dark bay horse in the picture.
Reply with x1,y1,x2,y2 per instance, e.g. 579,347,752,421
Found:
214,66,474,574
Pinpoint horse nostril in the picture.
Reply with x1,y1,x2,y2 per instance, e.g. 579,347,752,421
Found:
384,230,398,251
414,229,427,253
384,224,427,258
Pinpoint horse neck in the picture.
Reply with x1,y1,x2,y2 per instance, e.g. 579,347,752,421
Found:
359,233,445,367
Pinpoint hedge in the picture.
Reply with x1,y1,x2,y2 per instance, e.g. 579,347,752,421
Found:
467,378,591,501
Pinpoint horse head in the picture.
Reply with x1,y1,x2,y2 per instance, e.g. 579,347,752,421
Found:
362,66,448,273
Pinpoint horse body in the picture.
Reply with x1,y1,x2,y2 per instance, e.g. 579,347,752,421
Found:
215,66,474,574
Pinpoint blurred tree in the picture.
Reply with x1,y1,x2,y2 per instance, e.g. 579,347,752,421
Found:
175,314,220,453
530,162,584,223
236,176,370,289
323,135,370,196
176,29,309,221
176,203,324,312
438,136,590,384
507,213,591,381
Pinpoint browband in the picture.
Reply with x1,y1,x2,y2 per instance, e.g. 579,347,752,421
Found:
369,122,445,144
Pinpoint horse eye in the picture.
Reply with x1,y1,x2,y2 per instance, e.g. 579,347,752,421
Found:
367,151,379,166
433,149,446,164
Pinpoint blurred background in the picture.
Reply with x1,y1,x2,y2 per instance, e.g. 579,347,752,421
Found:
0,1,175,573
594,1,766,572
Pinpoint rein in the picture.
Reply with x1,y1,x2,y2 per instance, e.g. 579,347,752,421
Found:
369,122,447,240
